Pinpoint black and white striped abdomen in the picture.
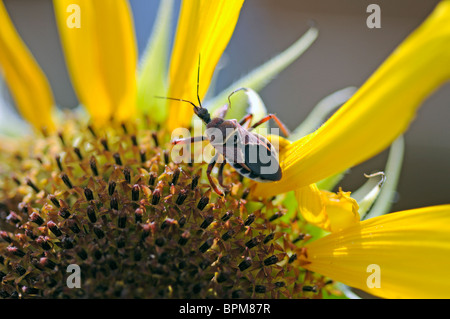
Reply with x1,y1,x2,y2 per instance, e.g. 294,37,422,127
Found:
214,130,283,183
231,162,282,183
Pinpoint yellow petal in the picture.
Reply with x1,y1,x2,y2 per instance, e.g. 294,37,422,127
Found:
253,0,450,197
296,184,360,232
0,0,55,132
266,134,291,161
53,0,137,125
166,0,244,131
301,204,450,299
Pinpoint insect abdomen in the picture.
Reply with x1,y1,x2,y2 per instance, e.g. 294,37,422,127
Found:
231,162,282,183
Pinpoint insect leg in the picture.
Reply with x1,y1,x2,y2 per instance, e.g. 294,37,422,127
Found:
216,87,250,119
249,114,290,137
217,159,227,187
206,153,224,196
238,114,253,128
172,135,207,145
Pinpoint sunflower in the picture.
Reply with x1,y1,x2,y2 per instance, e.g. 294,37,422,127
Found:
0,0,449,299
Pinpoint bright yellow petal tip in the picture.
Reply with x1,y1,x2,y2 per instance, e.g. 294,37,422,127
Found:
254,0,450,197
0,0,55,133
167,0,244,131
53,0,137,126
301,204,450,299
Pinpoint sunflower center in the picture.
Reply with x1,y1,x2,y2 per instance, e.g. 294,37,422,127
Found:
0,117,326,299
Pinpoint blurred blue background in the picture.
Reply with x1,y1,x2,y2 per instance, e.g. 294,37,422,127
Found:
2,0,448,213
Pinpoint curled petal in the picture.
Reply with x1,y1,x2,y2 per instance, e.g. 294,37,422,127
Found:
296,184,360,232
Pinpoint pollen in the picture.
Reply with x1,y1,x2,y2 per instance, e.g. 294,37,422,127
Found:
0,118,329,299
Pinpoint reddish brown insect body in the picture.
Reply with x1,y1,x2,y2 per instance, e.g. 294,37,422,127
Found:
159,59,290,196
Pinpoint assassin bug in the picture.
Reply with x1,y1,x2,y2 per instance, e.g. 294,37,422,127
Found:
159,58,290,196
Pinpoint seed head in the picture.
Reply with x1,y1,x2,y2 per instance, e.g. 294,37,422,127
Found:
0,119,328,299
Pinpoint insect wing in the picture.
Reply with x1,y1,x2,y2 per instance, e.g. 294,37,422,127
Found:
211,125,248,167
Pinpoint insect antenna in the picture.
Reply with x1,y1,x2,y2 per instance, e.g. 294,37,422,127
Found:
227,87,248,109
154,96,199,109
154,55,204,111
154,54,212,124
196,54,203,108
